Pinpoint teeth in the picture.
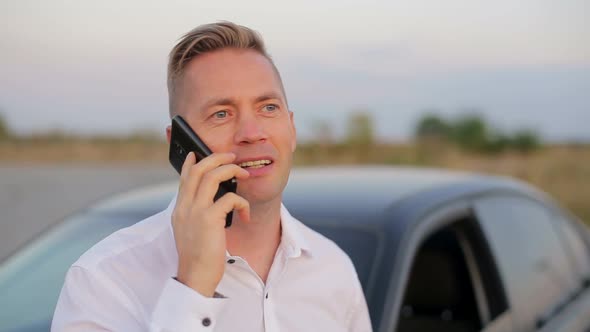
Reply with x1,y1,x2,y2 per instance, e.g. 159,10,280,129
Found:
238,159,272,168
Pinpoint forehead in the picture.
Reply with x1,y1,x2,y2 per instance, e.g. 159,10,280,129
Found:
179,48,284,107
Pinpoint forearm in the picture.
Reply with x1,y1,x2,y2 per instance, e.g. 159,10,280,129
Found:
52,267,228,332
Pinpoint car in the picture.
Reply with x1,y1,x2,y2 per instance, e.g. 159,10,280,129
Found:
0,166,589,332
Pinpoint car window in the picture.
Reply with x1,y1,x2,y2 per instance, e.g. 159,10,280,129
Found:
0,213,140,331
552,214,590,286
397,229,481,332
475,196,579,331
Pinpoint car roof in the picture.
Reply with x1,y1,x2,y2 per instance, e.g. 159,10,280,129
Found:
88,166,543,221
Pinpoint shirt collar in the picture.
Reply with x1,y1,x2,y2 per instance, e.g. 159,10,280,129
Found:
163,192,313,259
279,203,313,258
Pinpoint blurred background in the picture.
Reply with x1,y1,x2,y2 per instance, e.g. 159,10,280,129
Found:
1,0,589,260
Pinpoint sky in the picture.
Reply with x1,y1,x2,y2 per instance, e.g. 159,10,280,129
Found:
1,0,589,142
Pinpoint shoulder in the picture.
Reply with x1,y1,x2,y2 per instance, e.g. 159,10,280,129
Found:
73,209,175,273
56,208,178,324
288,215,366,312
292,216,358,277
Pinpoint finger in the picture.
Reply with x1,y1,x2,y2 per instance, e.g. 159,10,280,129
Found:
211,192,250,224
180,151,196,185
195,164,250,205
177,151,196,207
182,152,240,203
178,152,236,208
236,204,250,223
196,152,237,171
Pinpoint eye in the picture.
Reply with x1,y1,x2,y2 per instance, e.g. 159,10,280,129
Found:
213,110,228,119
263,104,278,112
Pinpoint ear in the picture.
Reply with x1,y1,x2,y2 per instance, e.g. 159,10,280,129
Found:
165,125,172,144
289,111,297,152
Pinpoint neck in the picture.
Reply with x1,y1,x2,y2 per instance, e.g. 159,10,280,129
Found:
226,195,282,259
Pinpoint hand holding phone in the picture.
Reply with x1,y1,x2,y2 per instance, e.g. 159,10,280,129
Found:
169,115,238,228
168,115,250,297
172,151,250,297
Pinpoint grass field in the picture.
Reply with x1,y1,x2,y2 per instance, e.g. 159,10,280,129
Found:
1,139,588,224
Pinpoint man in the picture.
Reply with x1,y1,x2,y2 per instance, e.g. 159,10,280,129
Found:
52,21,372,331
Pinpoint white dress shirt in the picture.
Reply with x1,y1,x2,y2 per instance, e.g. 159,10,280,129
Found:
51,195,373,332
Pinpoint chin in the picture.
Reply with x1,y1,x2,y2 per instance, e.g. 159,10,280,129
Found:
235,167,291,204
236,183,283,206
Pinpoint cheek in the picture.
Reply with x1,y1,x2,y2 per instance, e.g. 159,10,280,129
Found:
200,128,235,153
276,127,296,155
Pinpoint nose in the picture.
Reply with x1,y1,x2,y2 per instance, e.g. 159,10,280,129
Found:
234,112,268,145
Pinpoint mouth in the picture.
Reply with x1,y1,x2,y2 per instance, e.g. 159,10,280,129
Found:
236,159,273,169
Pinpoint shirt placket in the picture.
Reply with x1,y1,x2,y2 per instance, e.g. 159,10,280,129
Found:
227,245,291,332
262,245,289,332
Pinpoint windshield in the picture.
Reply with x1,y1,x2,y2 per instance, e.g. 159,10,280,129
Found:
0,213,141,332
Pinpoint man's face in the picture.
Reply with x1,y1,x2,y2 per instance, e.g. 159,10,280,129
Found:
166,48,296,205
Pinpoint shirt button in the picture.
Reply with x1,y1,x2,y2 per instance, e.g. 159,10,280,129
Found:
202,317,212,327
227,259,236,264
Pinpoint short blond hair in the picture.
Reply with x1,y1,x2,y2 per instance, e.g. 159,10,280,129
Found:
167,21,285,117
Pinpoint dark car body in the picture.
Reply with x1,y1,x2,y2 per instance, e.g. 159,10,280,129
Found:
1,166,589,331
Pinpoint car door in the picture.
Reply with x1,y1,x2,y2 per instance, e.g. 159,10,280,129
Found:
536,212,590,332
386,200,512,332
474,194,583,332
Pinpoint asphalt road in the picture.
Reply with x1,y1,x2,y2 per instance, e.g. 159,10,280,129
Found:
0,163,175,261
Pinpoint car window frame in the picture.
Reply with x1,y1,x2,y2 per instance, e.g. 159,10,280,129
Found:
380,199,482,331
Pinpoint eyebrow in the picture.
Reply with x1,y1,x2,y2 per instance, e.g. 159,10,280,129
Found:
202,92,283,110
254,92,282,104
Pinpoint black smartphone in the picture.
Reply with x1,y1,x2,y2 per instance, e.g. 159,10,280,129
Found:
169,115,237,228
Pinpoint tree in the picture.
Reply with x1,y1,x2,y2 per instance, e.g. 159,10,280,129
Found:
510,129,540,153
415,113,452,140
0,111,11,141
346,111,374,146
450,114,489,151
413,109,543,154
484,132,511,153
310,119,334,145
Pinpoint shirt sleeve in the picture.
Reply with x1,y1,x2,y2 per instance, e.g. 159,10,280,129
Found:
150,277,227,331
51,265,228,332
